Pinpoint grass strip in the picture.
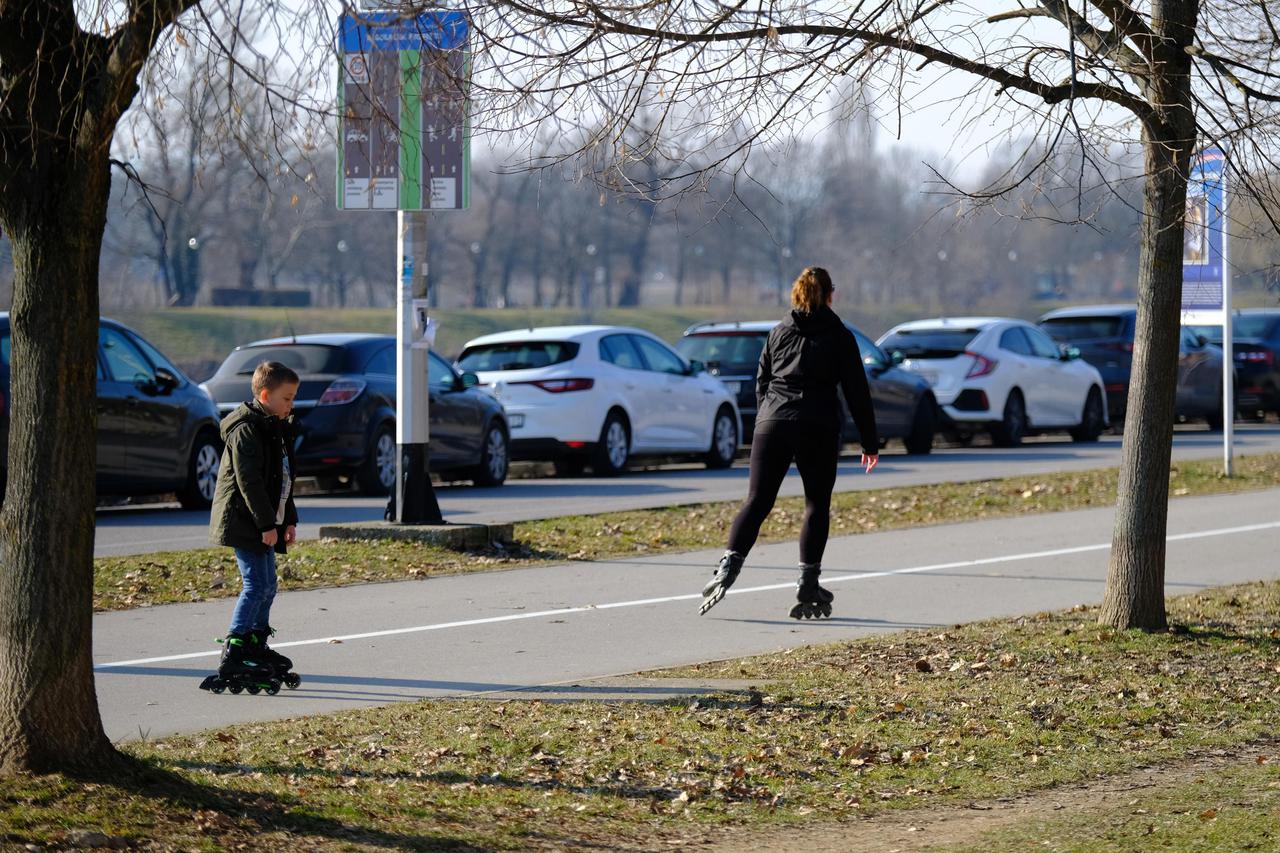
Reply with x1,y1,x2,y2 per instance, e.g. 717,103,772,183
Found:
93,453,1280,613
6,579,1280,849
943,752,1280,852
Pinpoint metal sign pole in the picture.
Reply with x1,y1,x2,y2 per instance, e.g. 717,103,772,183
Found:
396,209,443,523
1221,182,1234,477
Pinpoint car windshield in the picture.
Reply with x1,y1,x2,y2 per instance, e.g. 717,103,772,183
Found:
879,328,980,359
1039,316,1128,342
675,333,766,371
457,341,580,371
217,345,345,377
1235,315,1279,339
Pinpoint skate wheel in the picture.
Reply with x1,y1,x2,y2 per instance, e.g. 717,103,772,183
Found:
246,685,261,695
229,684,243,695
266,683,280,696
699,587,726,616
284,673,301,689
210,684,225,694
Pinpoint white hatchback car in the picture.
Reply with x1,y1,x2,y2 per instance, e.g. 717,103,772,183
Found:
456,326,741,475
877,317,1108,446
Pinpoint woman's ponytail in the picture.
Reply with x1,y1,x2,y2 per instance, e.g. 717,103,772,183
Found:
790,266,834,314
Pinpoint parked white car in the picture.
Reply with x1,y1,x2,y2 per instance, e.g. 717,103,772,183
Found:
456,326,741,475
877,317,1108,446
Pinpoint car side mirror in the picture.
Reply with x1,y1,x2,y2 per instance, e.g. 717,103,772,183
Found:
687,359,706,376
1060,345,1081,361
460,371,480,389
890,350,905,366
153,367,180,394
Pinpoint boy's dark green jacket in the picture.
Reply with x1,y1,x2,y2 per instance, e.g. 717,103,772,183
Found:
209,401,298,554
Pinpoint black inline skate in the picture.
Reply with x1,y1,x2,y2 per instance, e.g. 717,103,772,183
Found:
789,563,834,619
699,550,744,615
198,633,283,695
249,626,301,689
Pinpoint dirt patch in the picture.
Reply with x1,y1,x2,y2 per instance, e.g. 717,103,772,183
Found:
700,740,1280,853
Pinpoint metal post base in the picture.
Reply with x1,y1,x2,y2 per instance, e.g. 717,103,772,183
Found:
394,442,443,525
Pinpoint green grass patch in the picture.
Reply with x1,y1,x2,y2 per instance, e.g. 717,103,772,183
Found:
94,453,1280,612
950,754,1280,852
7,580,1280,849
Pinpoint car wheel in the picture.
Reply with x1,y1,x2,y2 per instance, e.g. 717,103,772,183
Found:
704,407,738,469
358,425,396,497
178,431,221,510
1070,387,1105,443
903,397,937,455
591,411,630,477
471,422,509,487
990,390,1026,448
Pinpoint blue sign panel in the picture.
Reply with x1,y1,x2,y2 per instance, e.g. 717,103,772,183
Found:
339,11,468,53
1181,148,1226,313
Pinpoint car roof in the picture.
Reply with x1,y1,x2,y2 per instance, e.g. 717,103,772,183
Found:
683,320,779,335
886,317,1013,332
462,325,649,347
1039,304,1136,320
242,333,391,348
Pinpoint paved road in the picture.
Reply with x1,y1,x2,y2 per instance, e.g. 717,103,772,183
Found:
94,424,1280,557
93,488,1280,741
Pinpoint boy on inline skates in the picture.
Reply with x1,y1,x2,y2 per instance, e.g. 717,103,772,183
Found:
200,361,302,695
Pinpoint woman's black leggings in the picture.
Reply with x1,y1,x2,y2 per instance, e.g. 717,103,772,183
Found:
727,421,840,565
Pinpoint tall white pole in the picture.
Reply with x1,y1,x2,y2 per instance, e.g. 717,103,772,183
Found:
395,209,442,522
1221,175,1234,477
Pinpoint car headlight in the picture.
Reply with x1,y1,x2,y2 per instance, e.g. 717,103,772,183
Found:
723,380,743,395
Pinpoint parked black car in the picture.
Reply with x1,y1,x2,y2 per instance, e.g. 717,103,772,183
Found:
1038,305,1229,428
201,334,510,494
676,320,938,454
1186,309,1280,419
0,314,223,508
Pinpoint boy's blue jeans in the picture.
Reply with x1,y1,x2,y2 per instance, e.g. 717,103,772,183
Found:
228,547,277,635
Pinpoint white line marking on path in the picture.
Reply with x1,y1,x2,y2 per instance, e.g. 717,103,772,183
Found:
94,520,1280,671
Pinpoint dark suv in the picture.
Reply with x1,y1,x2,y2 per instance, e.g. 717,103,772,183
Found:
1186,309,1280,419
0,314,223,508
1038,305,1228,428
201,334,510,494
676,320,938,454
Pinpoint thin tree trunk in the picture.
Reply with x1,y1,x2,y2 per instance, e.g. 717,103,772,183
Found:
0,156,118,773
1100,0,1199,631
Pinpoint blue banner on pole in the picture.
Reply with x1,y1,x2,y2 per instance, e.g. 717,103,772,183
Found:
1181,148,1226,314
339,11,468,53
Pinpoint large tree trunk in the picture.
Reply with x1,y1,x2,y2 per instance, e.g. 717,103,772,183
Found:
0,154,118,773
1099,0,1199,631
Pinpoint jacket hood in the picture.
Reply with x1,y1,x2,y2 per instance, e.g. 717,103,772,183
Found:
783,305,842,336
219,400,295,442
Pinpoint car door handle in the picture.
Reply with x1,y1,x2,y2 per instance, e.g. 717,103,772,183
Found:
624,383,636,390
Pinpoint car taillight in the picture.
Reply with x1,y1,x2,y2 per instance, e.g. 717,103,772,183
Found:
528,378,595,393
318,378,366,406
964,351,998,379
1235,350,1275,365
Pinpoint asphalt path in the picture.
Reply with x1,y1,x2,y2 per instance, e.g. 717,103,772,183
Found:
93,424,1280,557
93,488,1280,742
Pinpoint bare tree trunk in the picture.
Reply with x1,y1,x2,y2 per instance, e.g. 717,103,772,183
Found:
1100,0,1199,631
0,156,117,774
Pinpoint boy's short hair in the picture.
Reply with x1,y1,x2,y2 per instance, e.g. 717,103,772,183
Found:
251,361,301,395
